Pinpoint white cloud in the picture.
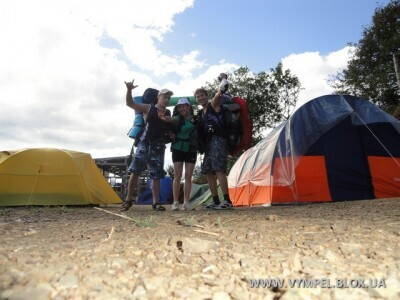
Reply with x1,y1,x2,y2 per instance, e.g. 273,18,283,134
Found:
0,0,236,159
281,46,355,108
0,0,355,162
164,60,239,95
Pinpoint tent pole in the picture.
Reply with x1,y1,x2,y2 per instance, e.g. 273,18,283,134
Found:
393,52,400,91
392,52,400,118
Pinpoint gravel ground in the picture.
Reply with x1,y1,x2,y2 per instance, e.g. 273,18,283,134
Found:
1,198,400,300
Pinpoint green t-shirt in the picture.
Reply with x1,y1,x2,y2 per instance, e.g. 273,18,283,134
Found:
171,117,197,152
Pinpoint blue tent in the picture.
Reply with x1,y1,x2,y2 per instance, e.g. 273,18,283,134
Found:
229,95,400,205
136,177,173,205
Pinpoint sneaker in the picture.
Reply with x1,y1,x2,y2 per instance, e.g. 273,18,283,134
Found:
181,202,191,211
214,201,233,210
171,202,180,211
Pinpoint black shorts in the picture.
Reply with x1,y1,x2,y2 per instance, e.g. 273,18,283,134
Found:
172,149,197,164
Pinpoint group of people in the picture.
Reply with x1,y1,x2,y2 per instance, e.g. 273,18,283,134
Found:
122,74,233,211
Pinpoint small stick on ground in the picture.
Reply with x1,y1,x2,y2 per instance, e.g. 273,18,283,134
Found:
176,219,205,229
102,226,115,243
330,224,346,258
94,207,137,223
193,229,219,236
224,218,241,224
265,246,291,251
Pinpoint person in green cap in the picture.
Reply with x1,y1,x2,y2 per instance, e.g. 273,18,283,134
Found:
160,98,198,210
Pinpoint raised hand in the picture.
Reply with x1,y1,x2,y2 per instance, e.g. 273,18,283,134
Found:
124,79,138,90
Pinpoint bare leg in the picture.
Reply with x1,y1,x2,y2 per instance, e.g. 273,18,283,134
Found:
206,173,218,197
173,162,183,205
126,174,139,202
121,173,139,211
216,172,228,195
184,163,195,205
151,179,161,205
216,171,232,208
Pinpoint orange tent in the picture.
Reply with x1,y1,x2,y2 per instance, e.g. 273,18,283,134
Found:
228,95,400,206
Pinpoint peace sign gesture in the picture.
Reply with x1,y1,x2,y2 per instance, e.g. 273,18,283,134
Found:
124,79,138,91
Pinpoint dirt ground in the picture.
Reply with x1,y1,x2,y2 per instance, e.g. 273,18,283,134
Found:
1,198,400,300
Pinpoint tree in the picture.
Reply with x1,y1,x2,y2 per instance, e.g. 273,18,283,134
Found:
331,0,400,114
204,63,301,144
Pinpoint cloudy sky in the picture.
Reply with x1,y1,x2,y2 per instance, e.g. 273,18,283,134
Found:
0,0,391,159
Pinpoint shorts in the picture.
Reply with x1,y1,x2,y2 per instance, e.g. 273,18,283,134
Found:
128,140,166,179
201,135,228,174
172,149,197,164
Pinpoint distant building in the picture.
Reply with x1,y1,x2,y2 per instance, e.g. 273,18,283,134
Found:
94,155,149,199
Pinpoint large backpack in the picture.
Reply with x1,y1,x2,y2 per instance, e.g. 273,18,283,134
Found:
171,109,198,153
222,97,252,156
127,88,159,146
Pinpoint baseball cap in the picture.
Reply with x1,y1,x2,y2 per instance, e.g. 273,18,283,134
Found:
176,98,190,106
158,89,173,96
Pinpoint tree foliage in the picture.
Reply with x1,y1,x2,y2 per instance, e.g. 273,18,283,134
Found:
205,63,301,144
331,0,400,113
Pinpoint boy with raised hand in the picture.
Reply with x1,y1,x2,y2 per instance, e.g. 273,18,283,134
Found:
122,79,173,211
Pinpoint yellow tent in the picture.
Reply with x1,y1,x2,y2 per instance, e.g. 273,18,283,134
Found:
0,148,122,206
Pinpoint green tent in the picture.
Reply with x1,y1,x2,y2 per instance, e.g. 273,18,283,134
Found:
186,183,225,210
